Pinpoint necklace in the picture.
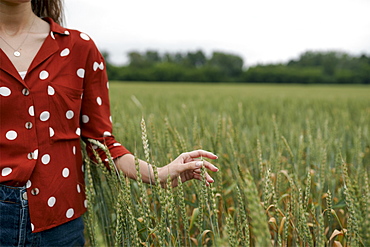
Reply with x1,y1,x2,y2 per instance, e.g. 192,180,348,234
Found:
0,17,36,57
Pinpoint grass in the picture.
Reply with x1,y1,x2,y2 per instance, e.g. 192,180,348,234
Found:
84,82,370,246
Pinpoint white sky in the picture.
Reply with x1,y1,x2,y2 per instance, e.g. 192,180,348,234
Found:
64,0,370,67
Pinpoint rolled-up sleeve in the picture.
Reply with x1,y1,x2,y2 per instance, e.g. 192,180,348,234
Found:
80,38,130,162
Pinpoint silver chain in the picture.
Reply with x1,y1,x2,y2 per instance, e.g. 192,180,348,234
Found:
0,16,36,57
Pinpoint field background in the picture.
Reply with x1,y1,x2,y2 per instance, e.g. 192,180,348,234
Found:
84,83,370,246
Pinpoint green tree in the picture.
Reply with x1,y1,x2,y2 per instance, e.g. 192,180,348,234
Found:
208,52,244,79
185,50,207,68
145,50,161,64
128,51,147,68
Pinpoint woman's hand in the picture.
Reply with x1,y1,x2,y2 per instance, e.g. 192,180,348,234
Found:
157,150,219,187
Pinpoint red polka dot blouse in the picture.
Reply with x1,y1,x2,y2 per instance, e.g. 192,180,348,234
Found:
0,18,130,233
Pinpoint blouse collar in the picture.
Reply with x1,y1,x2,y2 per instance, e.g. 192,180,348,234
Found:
43,17,70,36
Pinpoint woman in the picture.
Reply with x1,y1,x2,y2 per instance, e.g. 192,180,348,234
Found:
0,0,218,246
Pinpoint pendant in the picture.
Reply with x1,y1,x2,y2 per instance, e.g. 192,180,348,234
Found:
14,51,21,57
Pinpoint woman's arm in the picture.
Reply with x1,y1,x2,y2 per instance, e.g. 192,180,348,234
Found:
114,150,219,187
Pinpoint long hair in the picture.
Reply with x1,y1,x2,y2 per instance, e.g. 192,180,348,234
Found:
31,0,64,25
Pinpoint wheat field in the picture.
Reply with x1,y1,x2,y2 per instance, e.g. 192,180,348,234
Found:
83,83,370,246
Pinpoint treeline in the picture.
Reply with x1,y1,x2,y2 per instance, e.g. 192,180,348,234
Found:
104,50,370,84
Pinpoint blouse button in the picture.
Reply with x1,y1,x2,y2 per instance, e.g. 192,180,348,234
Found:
27,152,34,160
25,122,33,129
22,88,30,96
31,188,39,196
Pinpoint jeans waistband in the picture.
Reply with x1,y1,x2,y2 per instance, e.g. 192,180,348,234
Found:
0,183,28,207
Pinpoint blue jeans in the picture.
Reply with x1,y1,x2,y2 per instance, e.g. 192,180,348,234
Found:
0,184,85,247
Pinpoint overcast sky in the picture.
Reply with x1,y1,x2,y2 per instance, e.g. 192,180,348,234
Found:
64,0,370,67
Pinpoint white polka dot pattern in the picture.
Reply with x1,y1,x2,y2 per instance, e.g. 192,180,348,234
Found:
1,25,131,233
1,167,12,176
80,33,90,40
31,223,35,232
39,70,49,80
28,106,34,116
5,130,17,140
82,115,89,123
32,149,39,160
60,48,70,57
41,154,50,165
49,127,55,137
66,110,74,119
26,180,32,188
103,131,111,137
93,62,104,71
48,86,55,95
40,111,50,121
62,168,69,178
66,208,74,218
48,197,56,207
77,69,85,78
96,97,102,105
0,87,11,97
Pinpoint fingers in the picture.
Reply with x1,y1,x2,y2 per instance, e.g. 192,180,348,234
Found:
183,150,218,160
193,172,213,186
191,160,217,184
183,160,218,173
197,160,219,172
171,150,219,186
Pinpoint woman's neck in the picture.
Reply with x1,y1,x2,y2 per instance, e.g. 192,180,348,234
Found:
0,1,36,36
